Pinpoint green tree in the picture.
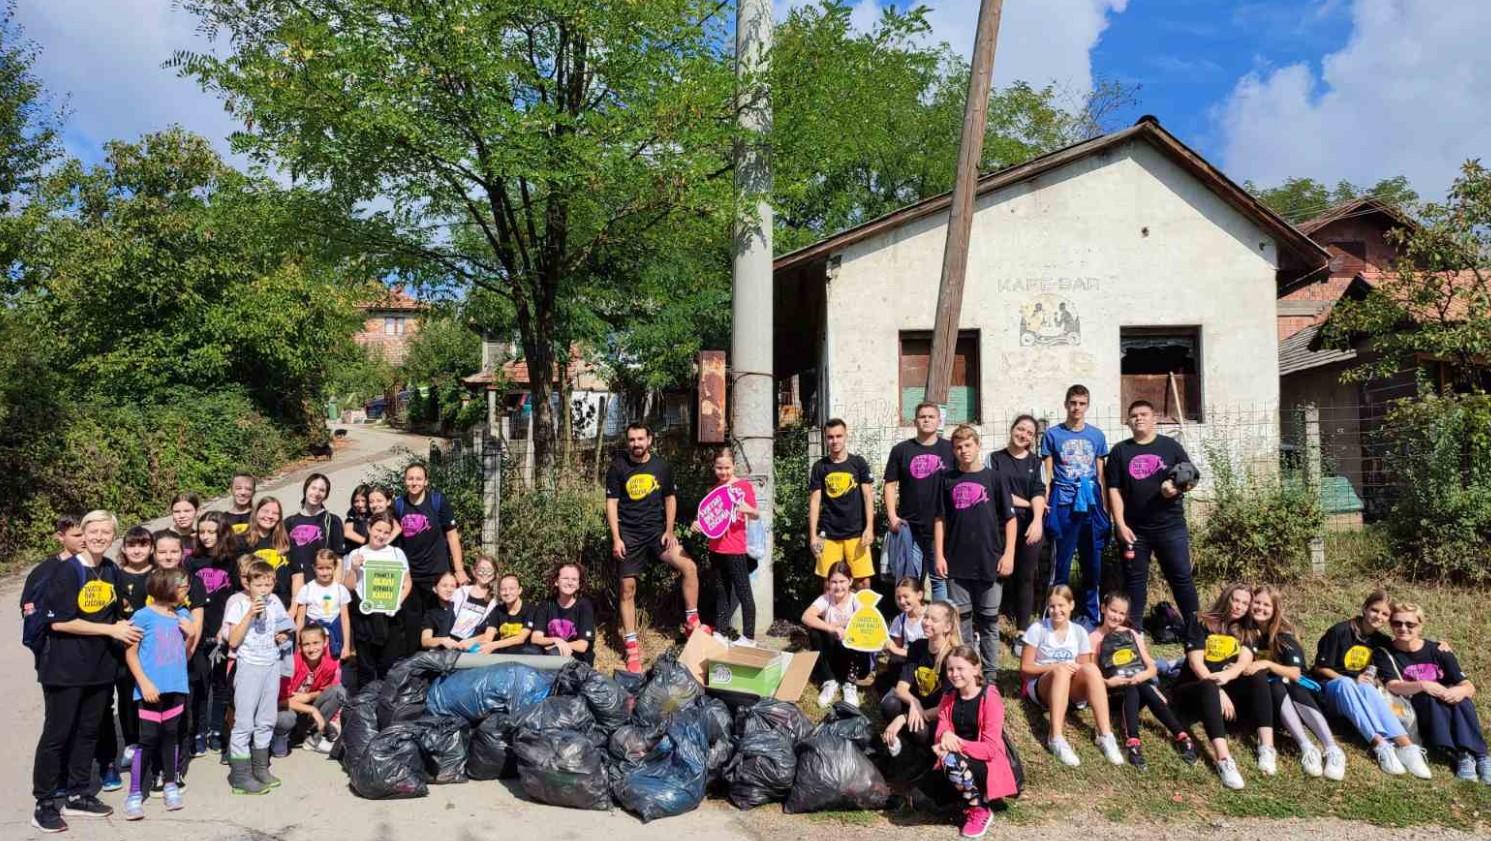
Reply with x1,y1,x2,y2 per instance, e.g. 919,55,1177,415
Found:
1247,175,1419,222
0,1,60,271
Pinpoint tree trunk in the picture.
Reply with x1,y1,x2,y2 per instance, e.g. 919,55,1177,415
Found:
558,358,574,470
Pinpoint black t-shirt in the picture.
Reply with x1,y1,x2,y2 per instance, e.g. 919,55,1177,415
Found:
1373,640,1467,687
423,603,457,640
1097,627,1146,679
1105,436,1191,534
489,600,536,641
936,467,1015,582
223,511,253,538
884,438,954,532
951,692,981,742
249,534,295,608
1181,617,1249,680
40,556,123,687
346,509,370,543
536,598,596,665
988,449,1045,513
1314,620,1389,679
1256,631,1308,670
605,455,675,540
809,454,874,539
117,566,153,621
898,638,948,707
284,510,347,580
189,555,239,639
397,492,457,582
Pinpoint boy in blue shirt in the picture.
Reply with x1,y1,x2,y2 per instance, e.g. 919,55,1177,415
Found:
1040,384,1109,627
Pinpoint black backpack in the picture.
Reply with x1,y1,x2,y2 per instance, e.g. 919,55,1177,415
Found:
1003,729,1024,796
1145,601,1186,645
21,557,87,663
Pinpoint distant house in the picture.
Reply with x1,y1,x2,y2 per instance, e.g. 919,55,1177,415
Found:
463,342,621,440
355,287,424,364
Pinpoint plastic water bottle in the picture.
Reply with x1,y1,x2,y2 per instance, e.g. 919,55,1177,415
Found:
1362,665,1378,682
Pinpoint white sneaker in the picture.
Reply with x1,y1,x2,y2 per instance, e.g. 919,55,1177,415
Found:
842,683,861,707
1375,742,1406,775
1048,737,1081,767
1217,756,1246,790
886,736,903,758
817,681,840,707
1323,746,1347,781
1257,745,1278,776
734,637,758,648
1300,744,1323,778
1398,744,1433,779
1096,733,1124,766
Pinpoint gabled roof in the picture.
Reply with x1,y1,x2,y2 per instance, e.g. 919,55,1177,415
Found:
773,116,1330,275
360,286,424,313
1297,196,1417,237
1279,323,1357,376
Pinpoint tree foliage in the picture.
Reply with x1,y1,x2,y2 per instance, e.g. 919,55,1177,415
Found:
1246,174,1419,223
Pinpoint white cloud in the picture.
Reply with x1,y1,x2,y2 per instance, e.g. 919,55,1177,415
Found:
1216,0,1491,197
17,0,242,165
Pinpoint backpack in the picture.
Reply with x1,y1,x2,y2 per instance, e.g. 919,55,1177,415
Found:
1003,729,1024,796
21,557,88,661
393,489,445,521
1145,601,1186,645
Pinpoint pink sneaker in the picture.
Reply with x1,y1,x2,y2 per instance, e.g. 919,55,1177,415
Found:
960,806,993,838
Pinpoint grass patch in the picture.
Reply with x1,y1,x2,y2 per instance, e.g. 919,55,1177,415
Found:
808,809,879,826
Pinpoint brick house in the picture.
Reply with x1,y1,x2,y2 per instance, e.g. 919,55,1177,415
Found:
355,287,424,364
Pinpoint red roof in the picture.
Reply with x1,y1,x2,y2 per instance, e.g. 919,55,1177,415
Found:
359,286,424,312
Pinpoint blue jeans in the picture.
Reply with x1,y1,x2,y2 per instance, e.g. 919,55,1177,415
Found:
913,528,948,603
1323,676,1407,743
1122,525,1199,626
1049,504,1103,626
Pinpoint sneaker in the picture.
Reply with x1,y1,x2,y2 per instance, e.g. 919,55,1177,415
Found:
735,637,758,648
1477,755,1491,785
817,680,840,707
842,683,861,707
1176,735,1200,766
193,734,208,758
960,805,993,839
312,734,336,755
207,732,224,753
1300,744,1323,777
1398,744,1432,779
1097,732,1124,766
1456,752,1477,781
1217,756,1245,790
121,744,138,766
152,773,164,793
1047,736,1081,767
303,734,323,753
61,794,113,818
99,763,123,792
1256,745,1278,776
32,800,67,833
162,784,183,812
624,641,643,674
1323,746,1347,781
887,736,903,758
1126,739,1147,772
1375,742,1406,775
123,794,145,821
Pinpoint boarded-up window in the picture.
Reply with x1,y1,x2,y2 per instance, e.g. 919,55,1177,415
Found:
1120,328,1202,423
899,331,979,424
1327,240,1366,273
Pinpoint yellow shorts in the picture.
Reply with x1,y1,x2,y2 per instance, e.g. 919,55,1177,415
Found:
816,537,873,580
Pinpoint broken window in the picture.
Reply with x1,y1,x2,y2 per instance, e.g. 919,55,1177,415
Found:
1120,327,1202,423
899,331,980,424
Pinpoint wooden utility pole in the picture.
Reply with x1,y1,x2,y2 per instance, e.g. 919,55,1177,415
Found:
925,0,1005,404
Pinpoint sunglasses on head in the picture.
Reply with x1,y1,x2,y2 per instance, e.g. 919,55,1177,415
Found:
1390,620,1420,629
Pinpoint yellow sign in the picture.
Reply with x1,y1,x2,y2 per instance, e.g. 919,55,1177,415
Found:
1343,644,1372,673
1203,633,1239,663
626,473,660,501
824,471,855,499
77,580,116,614
843,589,890,653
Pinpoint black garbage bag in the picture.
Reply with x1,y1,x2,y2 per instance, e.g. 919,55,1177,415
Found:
349,721,429,800
554,660,630,733
693,697,736,785
426,663,553,722
735,698,813,743
784,731,890,814
613,669,644,717
336,680,383,765
608,722,666,766
512,695,595,739
416,716,470,784
633,652,702,726
725,730,797,809
812,701,873,747
467,714,516,780
378,649,461,728
513,729,612,811
612,704,710,822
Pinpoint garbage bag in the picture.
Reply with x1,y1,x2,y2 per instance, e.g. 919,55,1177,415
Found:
467,714,516,780
725,730,797,809
812,701,873,747
693,697,736,785
512,695,595,739
336,680,383,766
427,663,553,722
416,716,471,784
735,698,813,743
608,722,666,766
349,721,429,800
633,653,703,726
612,704,710,822
378,649,460,727
554,660,629,733
614,669,644,715
784,731,890,814
513,729,612,811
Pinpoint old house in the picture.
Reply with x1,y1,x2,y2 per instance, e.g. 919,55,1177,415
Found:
772,117,1329,470
355,286,424,364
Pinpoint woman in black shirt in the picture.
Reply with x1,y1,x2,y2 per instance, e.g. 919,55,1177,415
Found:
881,600,960,756
530,563,596,665
1377,601,1489,782
343,483,372,547
1245,584,1344,780
986,415,1046,637
1090,592,1196,770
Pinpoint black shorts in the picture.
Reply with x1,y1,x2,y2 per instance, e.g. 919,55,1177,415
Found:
620,533,666,579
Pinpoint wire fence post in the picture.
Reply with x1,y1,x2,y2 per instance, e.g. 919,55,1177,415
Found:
481,429,502,559
1304,403,1327,575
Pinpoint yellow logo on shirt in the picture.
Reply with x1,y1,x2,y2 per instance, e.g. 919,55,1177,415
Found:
914,666,940,697
625,473,660,501
255,548,287,570
1111,647,1136,667
1204,634,1239,663
498,622,525,639
824,471,855,499
1343,645,1372,672
231,523,249,535
77,580,116,613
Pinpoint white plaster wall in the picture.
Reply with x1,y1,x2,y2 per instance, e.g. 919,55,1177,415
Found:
821,139,1281,472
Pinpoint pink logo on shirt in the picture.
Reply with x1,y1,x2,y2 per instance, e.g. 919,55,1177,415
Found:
289,523,322,547
401,512,430,538
195,567,231,595
951,481,989,510
1128,454,1167,480
1402,662,1443,682
547,618,577,641
909,453,943,480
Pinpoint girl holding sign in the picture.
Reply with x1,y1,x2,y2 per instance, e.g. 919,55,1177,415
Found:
343,511,412,684
696,448,759,642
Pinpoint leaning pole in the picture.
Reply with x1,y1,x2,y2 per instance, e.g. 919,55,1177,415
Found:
732,0,775,635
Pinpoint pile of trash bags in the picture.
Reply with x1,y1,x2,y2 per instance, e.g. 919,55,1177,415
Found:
333,650,890,820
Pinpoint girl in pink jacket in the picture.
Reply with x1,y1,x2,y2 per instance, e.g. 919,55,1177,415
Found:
933,645,1019,838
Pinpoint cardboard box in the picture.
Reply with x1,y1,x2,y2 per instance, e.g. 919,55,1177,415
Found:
679,628,818,702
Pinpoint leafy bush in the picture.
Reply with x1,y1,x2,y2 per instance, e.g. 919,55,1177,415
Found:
772,426,821,617
1194,439,1324,584
1376,393,1491,583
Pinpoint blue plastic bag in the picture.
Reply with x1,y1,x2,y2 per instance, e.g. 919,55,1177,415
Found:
426,664,554,722
612,702,710,821
746,518,767,561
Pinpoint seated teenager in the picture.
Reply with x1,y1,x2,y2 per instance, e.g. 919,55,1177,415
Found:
485,573,537,653
1376,601,1488,783
882,600,960,757
274,625,345,756
1245,584,1345,780
530,563,596,665
932,645,1019,840
446,556,502,651
1018,585,1123,768
421,573,473,650
803,561,866,708
1089,592,1198,770
1313,589,1431,778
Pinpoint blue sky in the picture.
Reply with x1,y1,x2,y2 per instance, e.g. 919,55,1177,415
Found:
18,0,1491,202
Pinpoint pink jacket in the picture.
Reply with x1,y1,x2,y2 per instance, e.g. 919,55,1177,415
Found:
934,686,1019,802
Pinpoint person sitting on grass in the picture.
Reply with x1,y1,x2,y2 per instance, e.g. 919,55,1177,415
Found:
803,562,868,708
530,563,596,665
1245,584,1345,781
1376,601,1489,784
1312,589,1432,779
1018,585,1124,768
882,600,961,757
274,625,346,756
1088,592,1198,771
932,645,1019,840
486,573,536,653
421,572,484,651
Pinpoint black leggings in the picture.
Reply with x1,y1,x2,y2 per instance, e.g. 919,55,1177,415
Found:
130,693,186,796
1112,682,1187,741
809,628,871,685
1170,672,1274,741
1008,509,1042,631
712,552,756,639
33,683,111,801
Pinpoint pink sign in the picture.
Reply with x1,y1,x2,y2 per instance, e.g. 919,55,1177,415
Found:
695,484,738,540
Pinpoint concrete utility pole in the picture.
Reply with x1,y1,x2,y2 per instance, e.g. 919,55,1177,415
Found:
926,0,1005,404
733,0,775,635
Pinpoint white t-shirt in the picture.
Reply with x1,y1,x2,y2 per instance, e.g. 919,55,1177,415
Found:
811,594,855,628
295,580,352,623
222,592,292,668
890,612,926,645
449,586,498,641
1022,618,1091,666
347,545,409,596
